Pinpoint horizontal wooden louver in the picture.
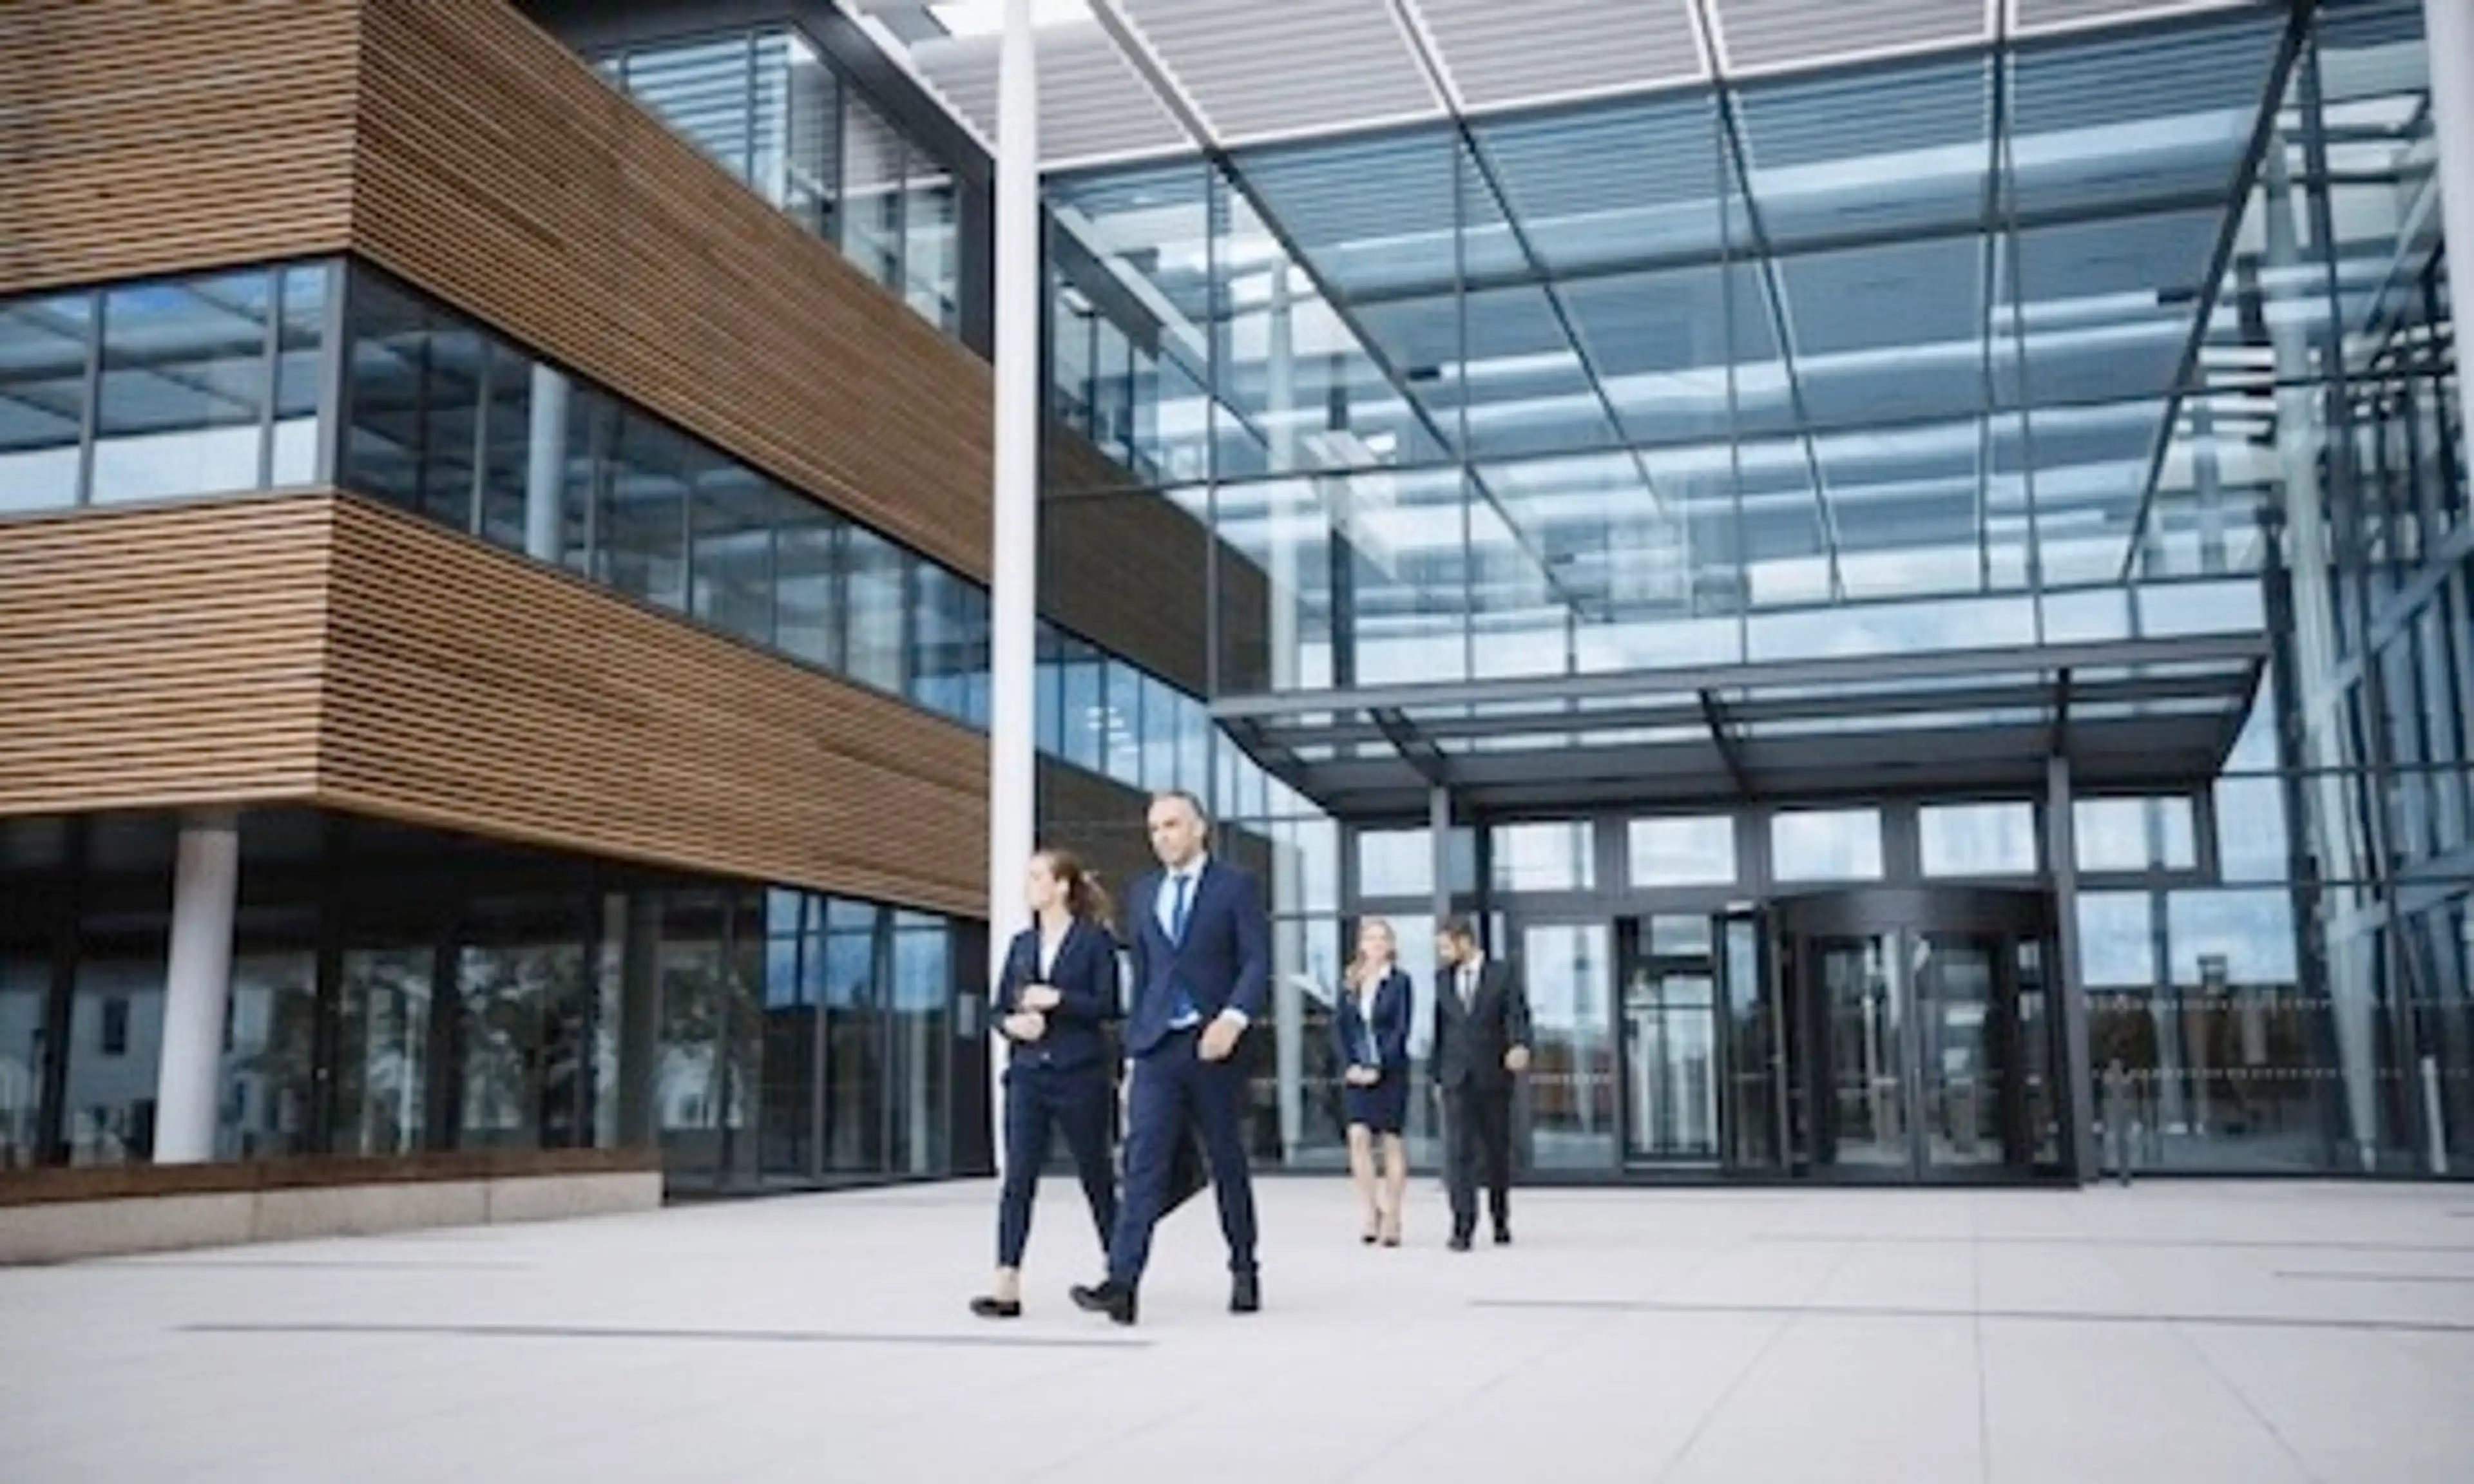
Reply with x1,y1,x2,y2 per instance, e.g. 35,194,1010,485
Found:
317,497,988,915
0,500,332,812
347,1,995,580
0,0,361,291
3,0,1247,699
0,495,989,918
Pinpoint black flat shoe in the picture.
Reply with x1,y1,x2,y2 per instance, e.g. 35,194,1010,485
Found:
1362,1231,1377,1245
1448,1233,1472,1252
1231,1271,1261,1314
1071,1282,1138,1326
1493,1228,1513,1246
969,1297,1022,1319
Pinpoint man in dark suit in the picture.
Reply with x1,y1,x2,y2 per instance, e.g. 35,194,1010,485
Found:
1071,790,1269,1325
1433,917,1531,1251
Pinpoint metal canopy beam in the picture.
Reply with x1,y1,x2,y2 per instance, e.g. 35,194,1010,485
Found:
1699,688,1754,794
1240,669,2250,754
1209,633,2267,723
1238,640,2263,824
1368,707,1451,787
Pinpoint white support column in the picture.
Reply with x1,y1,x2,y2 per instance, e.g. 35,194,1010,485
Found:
525,365,571,564
2428,0,2474,454
1266,271,1305,1161
987,0,1040,1175
153,811,240,1165
1266,268,1301,692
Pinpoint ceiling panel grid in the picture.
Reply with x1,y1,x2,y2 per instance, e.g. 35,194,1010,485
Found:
1115,0,1444,144
908,23,1189,167
1710,0,1990,74
2013,0,2259,39
1408,0,1706,111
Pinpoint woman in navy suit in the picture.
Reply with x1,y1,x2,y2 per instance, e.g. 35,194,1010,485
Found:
972,849,1121,1319
1334,917,1414,1246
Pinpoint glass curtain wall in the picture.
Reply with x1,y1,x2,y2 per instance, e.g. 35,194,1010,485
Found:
1050,15,2300,694
1045,0,2466,1177
0,812,985,1190
331,262,1272,812
598,26,963,338
0,263,330,515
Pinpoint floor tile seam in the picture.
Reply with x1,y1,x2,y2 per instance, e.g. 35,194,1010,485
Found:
2160,1310,2330,1484
12,1331,696,1478
2370,1317,2474,1393
1330,1308,1633,1482
1013,1344,1292,1484
0,1322,553,1472
1973,1194,1995,1484
1649,1236,1863,1484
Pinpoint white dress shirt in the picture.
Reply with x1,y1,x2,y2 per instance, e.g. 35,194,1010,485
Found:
1354,978,1385,1066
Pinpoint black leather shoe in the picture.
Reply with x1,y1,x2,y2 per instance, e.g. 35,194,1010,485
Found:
1448,1233,1473,1252
1231,1271,1261,1314
1070,1282,1137,1326
968,1297,1022,1320
1493,1228,1512,1246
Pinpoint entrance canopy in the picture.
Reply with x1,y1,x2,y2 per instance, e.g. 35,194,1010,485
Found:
1213,634,2267,819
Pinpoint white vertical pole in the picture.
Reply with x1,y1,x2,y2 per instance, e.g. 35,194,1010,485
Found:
987,0,1040,1177
2427,0,2474,457
155,810,240,1164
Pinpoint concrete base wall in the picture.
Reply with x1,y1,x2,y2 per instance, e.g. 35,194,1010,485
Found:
0,1171,663,1265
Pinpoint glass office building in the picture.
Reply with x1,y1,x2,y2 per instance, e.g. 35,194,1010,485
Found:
1020,0,2468,1181
5,0,2464,1197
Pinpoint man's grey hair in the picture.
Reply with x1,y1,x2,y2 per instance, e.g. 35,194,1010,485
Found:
1149,789,1213,835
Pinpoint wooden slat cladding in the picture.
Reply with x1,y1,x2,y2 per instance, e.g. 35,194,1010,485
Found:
0,501,331,812
8,0,1256,703
0,495,986,917
1042,429,1274,696
0,0,360,294
318,497,986,917
349,1,993,580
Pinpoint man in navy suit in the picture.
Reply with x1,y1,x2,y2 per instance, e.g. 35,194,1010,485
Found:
1072,790,1269,1325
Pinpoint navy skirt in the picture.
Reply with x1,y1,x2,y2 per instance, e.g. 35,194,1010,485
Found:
1342,1072,1410,1134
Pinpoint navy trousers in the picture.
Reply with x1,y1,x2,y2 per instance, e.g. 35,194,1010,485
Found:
995,1065,1117,1269
1107,1029,1257,1288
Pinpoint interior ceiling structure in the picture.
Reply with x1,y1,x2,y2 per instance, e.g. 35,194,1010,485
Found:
813,1,2428,817
849,0,2308,614
850,1,2268,169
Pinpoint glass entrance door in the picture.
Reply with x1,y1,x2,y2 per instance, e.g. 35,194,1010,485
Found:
1619,915,1720,1163
1517,920,1618,1172
1913,935,2005,1170
1816,933,1910,1168
1783,888,2059,1182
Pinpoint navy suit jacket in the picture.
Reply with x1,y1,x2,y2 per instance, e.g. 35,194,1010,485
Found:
995,918,1120,1075
1124,859,1270,1058
1331,969,1412,1074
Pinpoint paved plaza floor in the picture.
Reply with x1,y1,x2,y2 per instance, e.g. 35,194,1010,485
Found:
5,1177,2473,1481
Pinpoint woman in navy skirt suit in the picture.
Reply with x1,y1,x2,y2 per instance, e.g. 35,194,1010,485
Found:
1333,917,1414,1246
971,849,1120,1319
